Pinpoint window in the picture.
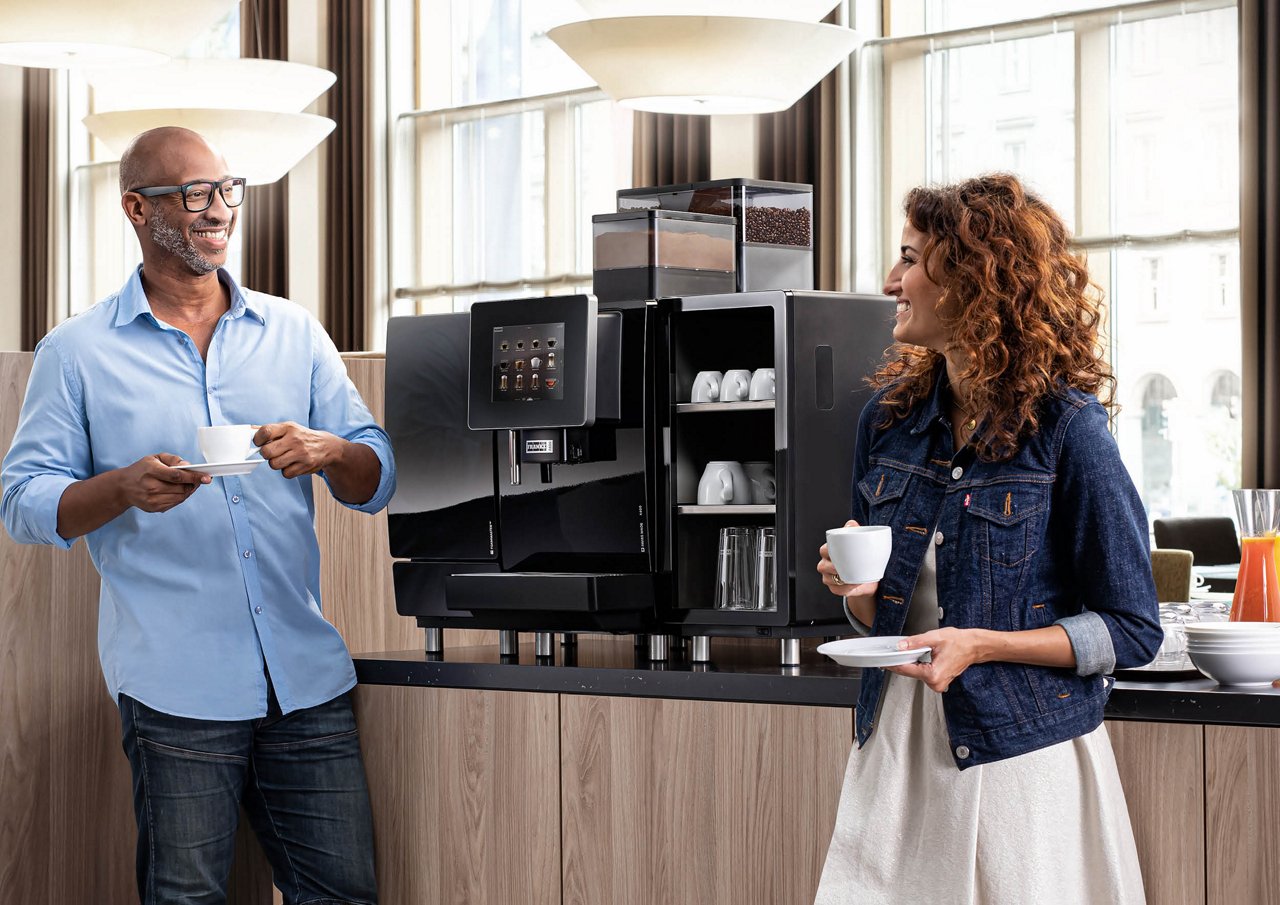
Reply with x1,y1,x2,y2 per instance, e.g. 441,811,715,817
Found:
390,1,633,323
866,0,1240,520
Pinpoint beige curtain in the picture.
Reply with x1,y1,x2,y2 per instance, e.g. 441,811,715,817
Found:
240,0,290,300
631,113,710,187
1241,0,1280,488
324,0,367,351
20,69,51,351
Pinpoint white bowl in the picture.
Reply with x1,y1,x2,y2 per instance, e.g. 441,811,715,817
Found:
1186,648,1280,686
1187,643,1280,655
1184,622,1280,636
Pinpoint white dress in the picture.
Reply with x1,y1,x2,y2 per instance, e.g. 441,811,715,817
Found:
814,545,1147,905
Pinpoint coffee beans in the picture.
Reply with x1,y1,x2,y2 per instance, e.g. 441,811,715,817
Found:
744,206,812,247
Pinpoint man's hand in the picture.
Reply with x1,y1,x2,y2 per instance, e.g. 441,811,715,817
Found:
116,453,210,513
254,421,341,479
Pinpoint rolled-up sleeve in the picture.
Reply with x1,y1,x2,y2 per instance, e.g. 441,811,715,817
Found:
1053,402,1162,673
307,322,397,514
1,335,89,549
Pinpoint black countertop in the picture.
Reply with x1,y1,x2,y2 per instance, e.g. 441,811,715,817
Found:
353,637,1280,728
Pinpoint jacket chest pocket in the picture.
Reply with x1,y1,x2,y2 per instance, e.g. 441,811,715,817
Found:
965,482,1047,567
858,465,911,524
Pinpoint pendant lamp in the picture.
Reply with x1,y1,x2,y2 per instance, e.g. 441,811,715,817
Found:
0,0,239,69
82,59,337,185
547,14,861,115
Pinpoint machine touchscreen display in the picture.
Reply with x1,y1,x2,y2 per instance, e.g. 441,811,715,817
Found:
490,322,565,402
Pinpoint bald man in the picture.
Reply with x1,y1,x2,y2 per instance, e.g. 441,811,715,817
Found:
2,127,390,904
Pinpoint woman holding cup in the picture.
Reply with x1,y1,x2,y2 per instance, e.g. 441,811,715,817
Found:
813,174,1161,904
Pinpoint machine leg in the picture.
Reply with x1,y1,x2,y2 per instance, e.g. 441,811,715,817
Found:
780,638,800,666
648,634,669,661
424,627,444,655
691,635,711,662
499,630,520,657
560,632,578,647
535,632,554,658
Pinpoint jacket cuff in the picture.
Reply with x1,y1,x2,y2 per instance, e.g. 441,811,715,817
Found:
1054,610,1116,676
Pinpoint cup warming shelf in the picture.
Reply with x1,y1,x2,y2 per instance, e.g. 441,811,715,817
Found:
677,504,776,515
675,401,775,414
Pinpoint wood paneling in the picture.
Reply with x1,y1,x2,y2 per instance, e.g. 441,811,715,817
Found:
0,353,51,904
1207,725,1280,905
560,694,852,905
1108,720,1206,905
353,684,561,905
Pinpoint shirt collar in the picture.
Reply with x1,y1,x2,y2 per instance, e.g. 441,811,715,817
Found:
114,265,267,328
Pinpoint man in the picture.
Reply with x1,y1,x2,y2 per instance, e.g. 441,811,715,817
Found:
1,127,391,905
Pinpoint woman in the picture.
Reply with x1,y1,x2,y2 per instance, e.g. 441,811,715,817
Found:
814,173,1161,904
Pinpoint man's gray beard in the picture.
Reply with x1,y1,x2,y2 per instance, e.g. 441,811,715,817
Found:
150,209,220,275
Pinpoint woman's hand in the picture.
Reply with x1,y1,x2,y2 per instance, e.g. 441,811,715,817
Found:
886,627,989,693
817,520,879,625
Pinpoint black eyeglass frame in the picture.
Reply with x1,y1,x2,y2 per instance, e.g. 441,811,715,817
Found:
127,177,248,213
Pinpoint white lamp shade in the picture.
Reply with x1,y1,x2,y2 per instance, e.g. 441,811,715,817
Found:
0,0,239,69
548,16,861,115
85,59,336,114
83,109,337,185
574,1,840,23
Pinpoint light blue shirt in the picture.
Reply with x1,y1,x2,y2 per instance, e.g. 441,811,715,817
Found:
1,267,396,720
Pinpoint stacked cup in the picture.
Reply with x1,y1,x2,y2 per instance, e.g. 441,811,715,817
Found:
1183,622,1280,686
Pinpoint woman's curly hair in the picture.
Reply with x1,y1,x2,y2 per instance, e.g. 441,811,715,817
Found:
872,172,1115,462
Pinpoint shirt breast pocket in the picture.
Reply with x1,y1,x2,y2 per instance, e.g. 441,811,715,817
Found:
966,482,1047,567
857,464,911,524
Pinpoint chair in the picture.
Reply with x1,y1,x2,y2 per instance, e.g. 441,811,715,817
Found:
1152,517,1241,565
1150,548,1193,602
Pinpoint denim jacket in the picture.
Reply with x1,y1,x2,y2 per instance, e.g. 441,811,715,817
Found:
851,370,1161,769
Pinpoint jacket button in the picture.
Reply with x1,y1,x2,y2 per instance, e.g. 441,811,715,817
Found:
934,530,944,545
938,607,945,620
955,745,970,759
951,466,964,480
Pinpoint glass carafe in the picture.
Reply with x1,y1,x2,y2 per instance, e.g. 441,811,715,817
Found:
1230,489,1280,622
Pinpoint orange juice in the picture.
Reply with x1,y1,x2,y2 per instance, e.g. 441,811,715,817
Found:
1230,535,1280,622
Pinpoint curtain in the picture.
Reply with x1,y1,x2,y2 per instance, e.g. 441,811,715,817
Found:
1240,0,1280,488
240,0,290,300
631,113,711,187
20,69,51,351
325,0,367,351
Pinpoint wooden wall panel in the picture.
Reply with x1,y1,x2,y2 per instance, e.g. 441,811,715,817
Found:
1107,720,1206,905
560,695,852,905
319,355,495,654
1206,725,1280,905
0,353,52,904
353,685,561,905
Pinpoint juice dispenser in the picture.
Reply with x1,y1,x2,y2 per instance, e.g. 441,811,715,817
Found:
1231,488,1280,622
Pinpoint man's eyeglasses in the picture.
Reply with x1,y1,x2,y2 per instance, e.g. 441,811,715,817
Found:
128,177,247,213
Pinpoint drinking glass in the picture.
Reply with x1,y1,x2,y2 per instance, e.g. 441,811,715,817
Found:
714,527,757,610
754,527,777,611
1231,489,1280,622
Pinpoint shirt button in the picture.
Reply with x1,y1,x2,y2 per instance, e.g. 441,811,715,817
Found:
955,745,970,759
231,495,240,504
951,466,964,480
207,387,214,394
934,530,944,545
243,550,253,558
254,605,263,615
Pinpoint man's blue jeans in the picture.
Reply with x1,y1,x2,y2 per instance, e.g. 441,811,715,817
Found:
118,686,378,905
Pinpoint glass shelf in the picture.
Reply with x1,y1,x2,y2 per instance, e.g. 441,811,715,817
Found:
677,504,776,515
675,401,774,414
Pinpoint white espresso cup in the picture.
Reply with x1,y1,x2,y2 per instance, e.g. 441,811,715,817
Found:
749,367,776,401
742,461,776,504
691,370,723,403
697,460,748,505
825,525,893,585
198,424,259,464
721,369,752,403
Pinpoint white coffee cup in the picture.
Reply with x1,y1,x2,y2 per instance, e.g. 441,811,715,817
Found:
198,424,259,464
742,461,776,504
721,369,752,403
691,370,723,403
825,525,893,585
749,368,776,401
697,460,748,505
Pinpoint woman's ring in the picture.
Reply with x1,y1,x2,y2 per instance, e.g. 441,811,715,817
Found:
833,575,845,586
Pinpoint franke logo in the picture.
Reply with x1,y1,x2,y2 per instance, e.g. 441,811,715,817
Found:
525,439,554,454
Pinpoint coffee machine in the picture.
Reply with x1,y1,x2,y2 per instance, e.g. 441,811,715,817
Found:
386,178,894,664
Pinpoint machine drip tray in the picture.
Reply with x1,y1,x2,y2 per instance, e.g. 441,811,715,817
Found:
446,572,657,612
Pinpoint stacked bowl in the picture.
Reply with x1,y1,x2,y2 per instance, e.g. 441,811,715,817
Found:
1184,622,1280,686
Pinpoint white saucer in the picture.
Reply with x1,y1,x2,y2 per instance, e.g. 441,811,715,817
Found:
173,458,263,477
818,636,932,668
